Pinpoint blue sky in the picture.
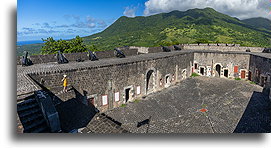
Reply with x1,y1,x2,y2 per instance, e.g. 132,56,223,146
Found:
17,0,270,41
17,0,146,41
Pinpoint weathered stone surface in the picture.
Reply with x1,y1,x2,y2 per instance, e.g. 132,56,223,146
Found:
105,77,270,133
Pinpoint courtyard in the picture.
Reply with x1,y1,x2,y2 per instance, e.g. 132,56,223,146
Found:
105,76,271,133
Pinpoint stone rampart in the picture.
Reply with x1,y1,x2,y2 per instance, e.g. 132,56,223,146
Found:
183,45,264,52
29,51,194,112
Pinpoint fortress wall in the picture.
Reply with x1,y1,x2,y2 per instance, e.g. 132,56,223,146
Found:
194,52,250,78
29,52,194,112
17,48,139,65
249,55,271,87
184,45,264,52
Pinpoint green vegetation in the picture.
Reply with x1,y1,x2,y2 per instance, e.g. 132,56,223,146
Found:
120,104,127,107
133,99,140,103
17,8,271,56
191,73,200,77
234,78,241,80
41,36,87,54
83,8,271,50
241,17,271,31
249,81,256,85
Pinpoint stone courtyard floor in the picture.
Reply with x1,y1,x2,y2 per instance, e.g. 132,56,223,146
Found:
105,77,271,133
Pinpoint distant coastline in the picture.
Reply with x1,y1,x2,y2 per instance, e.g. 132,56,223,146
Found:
17,40,44,46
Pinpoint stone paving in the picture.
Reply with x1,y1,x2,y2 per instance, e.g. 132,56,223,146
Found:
105,77,270,133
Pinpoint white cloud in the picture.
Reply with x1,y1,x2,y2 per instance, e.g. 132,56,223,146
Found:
123,6,137,17
144,0,270,19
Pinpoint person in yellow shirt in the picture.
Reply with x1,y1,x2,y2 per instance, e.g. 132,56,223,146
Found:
62,74,68,93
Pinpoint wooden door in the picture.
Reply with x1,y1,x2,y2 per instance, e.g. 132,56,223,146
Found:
241,70,246,79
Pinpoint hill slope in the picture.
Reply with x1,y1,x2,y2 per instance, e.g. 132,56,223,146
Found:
83,8,271,50
241,17,271,31
17,8,271,55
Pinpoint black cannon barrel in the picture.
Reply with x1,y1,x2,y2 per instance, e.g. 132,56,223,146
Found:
161,46,171,52
173,45,182,50
114,48,126,58
57,51,68,64
88,50,99,61
21,51,33,66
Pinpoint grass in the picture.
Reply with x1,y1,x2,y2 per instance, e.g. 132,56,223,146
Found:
120,104,127,107
249,81,256,85
133,99,140,103
234,78,241,80
191,73,200,77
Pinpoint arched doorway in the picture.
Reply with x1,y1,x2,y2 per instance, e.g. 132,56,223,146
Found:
215,64,221,77
146,69,156,94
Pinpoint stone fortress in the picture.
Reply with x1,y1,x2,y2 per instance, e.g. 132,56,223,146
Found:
17,44,271,133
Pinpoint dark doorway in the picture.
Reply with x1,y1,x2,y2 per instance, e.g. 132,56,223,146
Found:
194,63,198,69
248,71,252,81
241,70,246,79
165,75,170,84
146,70,155,94
224,69,229,78
215,64,221,76
125,88,131,102
200,67,204,75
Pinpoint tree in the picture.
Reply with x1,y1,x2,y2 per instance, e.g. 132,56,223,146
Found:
41,36,87,54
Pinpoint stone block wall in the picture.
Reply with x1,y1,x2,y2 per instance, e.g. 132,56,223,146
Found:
194,52,250,79
29,52,194,112
249,55,271,86
183,45,264,52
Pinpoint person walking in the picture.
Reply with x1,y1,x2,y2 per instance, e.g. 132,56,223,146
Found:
62,74,68,93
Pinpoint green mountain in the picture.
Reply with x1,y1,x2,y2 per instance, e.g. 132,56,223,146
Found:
83,8,271,50
17,8,271,56
241,17,271,31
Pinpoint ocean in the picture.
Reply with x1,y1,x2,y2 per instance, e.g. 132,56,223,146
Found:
17,40,44,46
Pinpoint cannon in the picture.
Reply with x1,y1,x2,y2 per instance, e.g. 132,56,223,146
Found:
88,50,98,61
161,46,171,52
56,51,68,64
262,48,271,53
114,48,125,58
21,51,33,66
173,45,182,51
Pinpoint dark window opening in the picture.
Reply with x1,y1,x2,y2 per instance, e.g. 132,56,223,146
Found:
224,69,229,78
200,67,204,75
194,63,198,69
166,75,170,84
125,88,131,103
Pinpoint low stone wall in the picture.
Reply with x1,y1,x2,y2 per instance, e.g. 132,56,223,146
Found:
184,45,264,52
17,48,139,65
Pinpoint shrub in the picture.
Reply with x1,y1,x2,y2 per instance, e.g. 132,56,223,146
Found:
120,104,127,107
234,78,241,80
191,73,200,77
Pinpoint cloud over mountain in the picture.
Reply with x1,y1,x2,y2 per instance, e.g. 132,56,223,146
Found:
144,0,270,19
123,6,138,17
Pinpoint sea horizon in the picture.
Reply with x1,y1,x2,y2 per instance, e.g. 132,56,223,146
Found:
17,40,44,46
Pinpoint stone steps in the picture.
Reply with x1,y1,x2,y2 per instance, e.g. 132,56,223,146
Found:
17,97,50,133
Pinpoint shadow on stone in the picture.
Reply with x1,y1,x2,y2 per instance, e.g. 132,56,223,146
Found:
234,91,271,133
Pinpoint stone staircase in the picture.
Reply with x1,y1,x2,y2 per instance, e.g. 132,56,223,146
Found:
17,97,50,133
